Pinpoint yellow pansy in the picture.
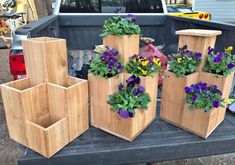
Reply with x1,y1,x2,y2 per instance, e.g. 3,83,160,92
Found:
225,46,233,53
153,58,160,65
141,69,147,75
141,60,148,66
177,58,182,63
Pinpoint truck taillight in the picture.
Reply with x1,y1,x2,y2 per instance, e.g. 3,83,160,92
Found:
9,52,26,80
199,14,204,19
204,14,209,19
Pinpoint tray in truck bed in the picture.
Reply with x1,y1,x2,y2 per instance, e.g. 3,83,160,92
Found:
18,101,235,165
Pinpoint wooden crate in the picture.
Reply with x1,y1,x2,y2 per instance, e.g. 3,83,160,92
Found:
22,37,68,86
88,73,158,141
103,35,140,64
1,76,88,158
161,71,199,104
181,104,221,138
176,29,222,71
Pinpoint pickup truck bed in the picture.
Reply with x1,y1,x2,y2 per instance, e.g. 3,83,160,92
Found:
18,101,235,165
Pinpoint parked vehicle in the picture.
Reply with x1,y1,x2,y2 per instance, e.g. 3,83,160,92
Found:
167,4,211,20
9,0,234,81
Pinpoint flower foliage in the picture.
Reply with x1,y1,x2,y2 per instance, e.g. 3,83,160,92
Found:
169,45,202,77
204,46,235,77
107,75,151,119
185,82,224,112
100,11,141,37
89,46,123,78
126,54,161,76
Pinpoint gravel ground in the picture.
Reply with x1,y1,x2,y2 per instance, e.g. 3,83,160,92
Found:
1,46,235,165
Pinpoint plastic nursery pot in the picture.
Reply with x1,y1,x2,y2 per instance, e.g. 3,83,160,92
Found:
88,72,158,141
103,34,140,64
181,104,223,139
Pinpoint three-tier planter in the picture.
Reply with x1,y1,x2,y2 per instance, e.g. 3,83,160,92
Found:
1,37,89,158
160,29,231,138
89,73,158,141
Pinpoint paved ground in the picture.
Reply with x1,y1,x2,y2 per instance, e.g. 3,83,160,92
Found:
1,46,235,165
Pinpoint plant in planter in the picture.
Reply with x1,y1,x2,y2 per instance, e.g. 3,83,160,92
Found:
101,11,141,64
125,54,162,76
168,45,202,77
89,46,123,78
182,82,225,138
107,75,151,119
204,47,235,77
100,13,140,37
185,82,224,112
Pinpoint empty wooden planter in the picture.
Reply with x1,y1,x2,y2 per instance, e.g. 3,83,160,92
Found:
160,71,199,126
103,35,140,64
89,73,158,141
1,37,89,158
1,76,88,157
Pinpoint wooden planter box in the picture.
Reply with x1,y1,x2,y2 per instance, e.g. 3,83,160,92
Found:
103,35,140,64
199,72,234,124
1,76,88,158
88,73,158,141
181,104,222,138
160,71,199,126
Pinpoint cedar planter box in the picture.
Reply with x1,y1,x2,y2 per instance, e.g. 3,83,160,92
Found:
1,76,89,158
181,104,222,138
103,35,140,64
88,72,158,141
160,71,199,126
199,72,234,124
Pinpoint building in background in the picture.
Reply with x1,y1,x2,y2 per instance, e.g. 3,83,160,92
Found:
193,0,235,23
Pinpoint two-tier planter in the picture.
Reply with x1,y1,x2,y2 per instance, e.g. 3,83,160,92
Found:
1,37,89,158
89,73,158,141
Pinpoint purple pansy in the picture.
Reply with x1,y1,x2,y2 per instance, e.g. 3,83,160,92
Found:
117,63,123,71
118,109,129,119
194,52,202,59
126,75,140,87
133,85,145,96
114,7,121,14
118,84,124,91
212,100,220,108
213,56,222,63
192,95,197,101
184,87,192,93
125,13,136,22
227,63,235,69
208,47,214,55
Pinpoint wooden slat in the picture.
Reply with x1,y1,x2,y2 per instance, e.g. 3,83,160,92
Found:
103,35,140,64
22,37,68,86
1,84,27,145
66,78,89,141
176,29,222,37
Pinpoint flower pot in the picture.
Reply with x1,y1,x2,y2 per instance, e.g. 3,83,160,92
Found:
1,76,89,158
103,34,140,64
176,29,222,71
181,104,222,139
88,72,158,141
199,71,234,123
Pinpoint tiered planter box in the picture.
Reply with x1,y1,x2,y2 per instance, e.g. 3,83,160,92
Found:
160,71,199,126
1,37,89,157
103,35,140,64
160,29,228,138
89,73,158,141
